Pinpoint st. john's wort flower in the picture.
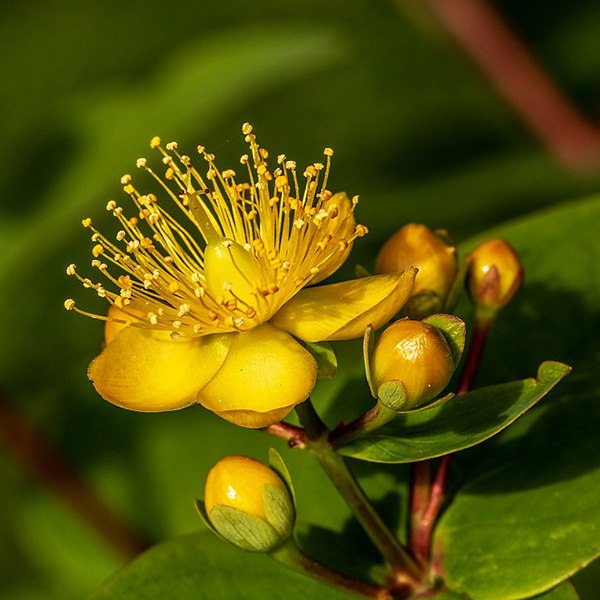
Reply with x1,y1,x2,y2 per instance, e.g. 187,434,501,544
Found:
65,124,415,427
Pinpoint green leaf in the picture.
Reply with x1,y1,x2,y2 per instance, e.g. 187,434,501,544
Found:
90,532,355,599
336,361,570,462
268,448,296,505
422,313,467,368
435,381,600,599
302,341,338,380
531,581,580,600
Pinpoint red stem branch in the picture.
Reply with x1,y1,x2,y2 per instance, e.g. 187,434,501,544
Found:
424,0,600,171
0,393,153,560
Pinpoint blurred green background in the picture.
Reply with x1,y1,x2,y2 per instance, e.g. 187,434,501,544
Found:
1,1,599,598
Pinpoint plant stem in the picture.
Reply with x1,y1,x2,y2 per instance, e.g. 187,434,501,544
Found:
0,392,153,560
409,461,431,561
329,402,397,449
410,312,495,563
262,421,307,449
296,400,423,584
456,312,493,395
272,539,392,599
410,455,450,562
422,0,600,171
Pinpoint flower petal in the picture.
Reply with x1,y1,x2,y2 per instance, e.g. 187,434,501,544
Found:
271,269,417,342
196,323,317,428
89,327,232,412
210,404,297,429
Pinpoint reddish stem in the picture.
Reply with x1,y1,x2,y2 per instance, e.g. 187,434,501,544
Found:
408,316,492,563
262,421,307,449
456,316,491,395
0,393,153,560
409,461,432,561
425,0,600,171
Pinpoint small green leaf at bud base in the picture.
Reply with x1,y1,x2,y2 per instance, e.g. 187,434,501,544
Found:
375,224,458,318
371,319,455,410
468,239,523,313
202,455,295,552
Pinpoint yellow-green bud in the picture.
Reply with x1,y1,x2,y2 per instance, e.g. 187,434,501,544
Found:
375,224,457,318
468,239,523,312
371,319,455,410
204,455,295,552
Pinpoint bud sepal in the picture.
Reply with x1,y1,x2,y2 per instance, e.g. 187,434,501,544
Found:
198,454,296,553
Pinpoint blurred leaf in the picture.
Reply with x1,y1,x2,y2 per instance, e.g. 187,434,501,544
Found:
90,532,356,599
533,581,580,600
0,23,346,287
336,362,569,463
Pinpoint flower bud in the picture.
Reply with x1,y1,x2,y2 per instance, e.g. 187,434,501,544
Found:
375,224,457,317
204,455,295,552
371,319,455,410
468,239,523,312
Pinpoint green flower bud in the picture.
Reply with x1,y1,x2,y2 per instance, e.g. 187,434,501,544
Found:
371,319,455,410
375,224,458,318
204,455,295,552
468,239,523,312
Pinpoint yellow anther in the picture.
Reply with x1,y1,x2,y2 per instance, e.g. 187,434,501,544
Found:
118,275,132,288
164,168,174,180
64,299,75,310
275,175,288,189
150,136,161,149
168,281,180,294
113,296,124,308
82,218,92,228
166,141,178,151
128,217,138,227
178,303,191,317
92,244,104,258
106,200,117,211
123,184,134,195
242,122,253,135
355,224,368,237
324,147,334,157
120,174,132,185
136,158,147,168
148,312,158,325
66,264,76,276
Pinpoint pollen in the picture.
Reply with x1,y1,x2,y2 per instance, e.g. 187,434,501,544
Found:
66,124,366,336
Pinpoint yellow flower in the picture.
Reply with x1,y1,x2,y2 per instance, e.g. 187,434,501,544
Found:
65,124,415,428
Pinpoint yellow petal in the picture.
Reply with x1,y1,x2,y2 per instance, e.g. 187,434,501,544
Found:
211,404,297,429
271,269,417,342
310,192,356,284
89,327,232,412
197,323,317,428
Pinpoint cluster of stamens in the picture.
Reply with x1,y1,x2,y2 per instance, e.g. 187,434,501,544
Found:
65,123,367,337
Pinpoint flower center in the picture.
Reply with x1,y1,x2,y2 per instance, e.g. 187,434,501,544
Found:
65,124,368,337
